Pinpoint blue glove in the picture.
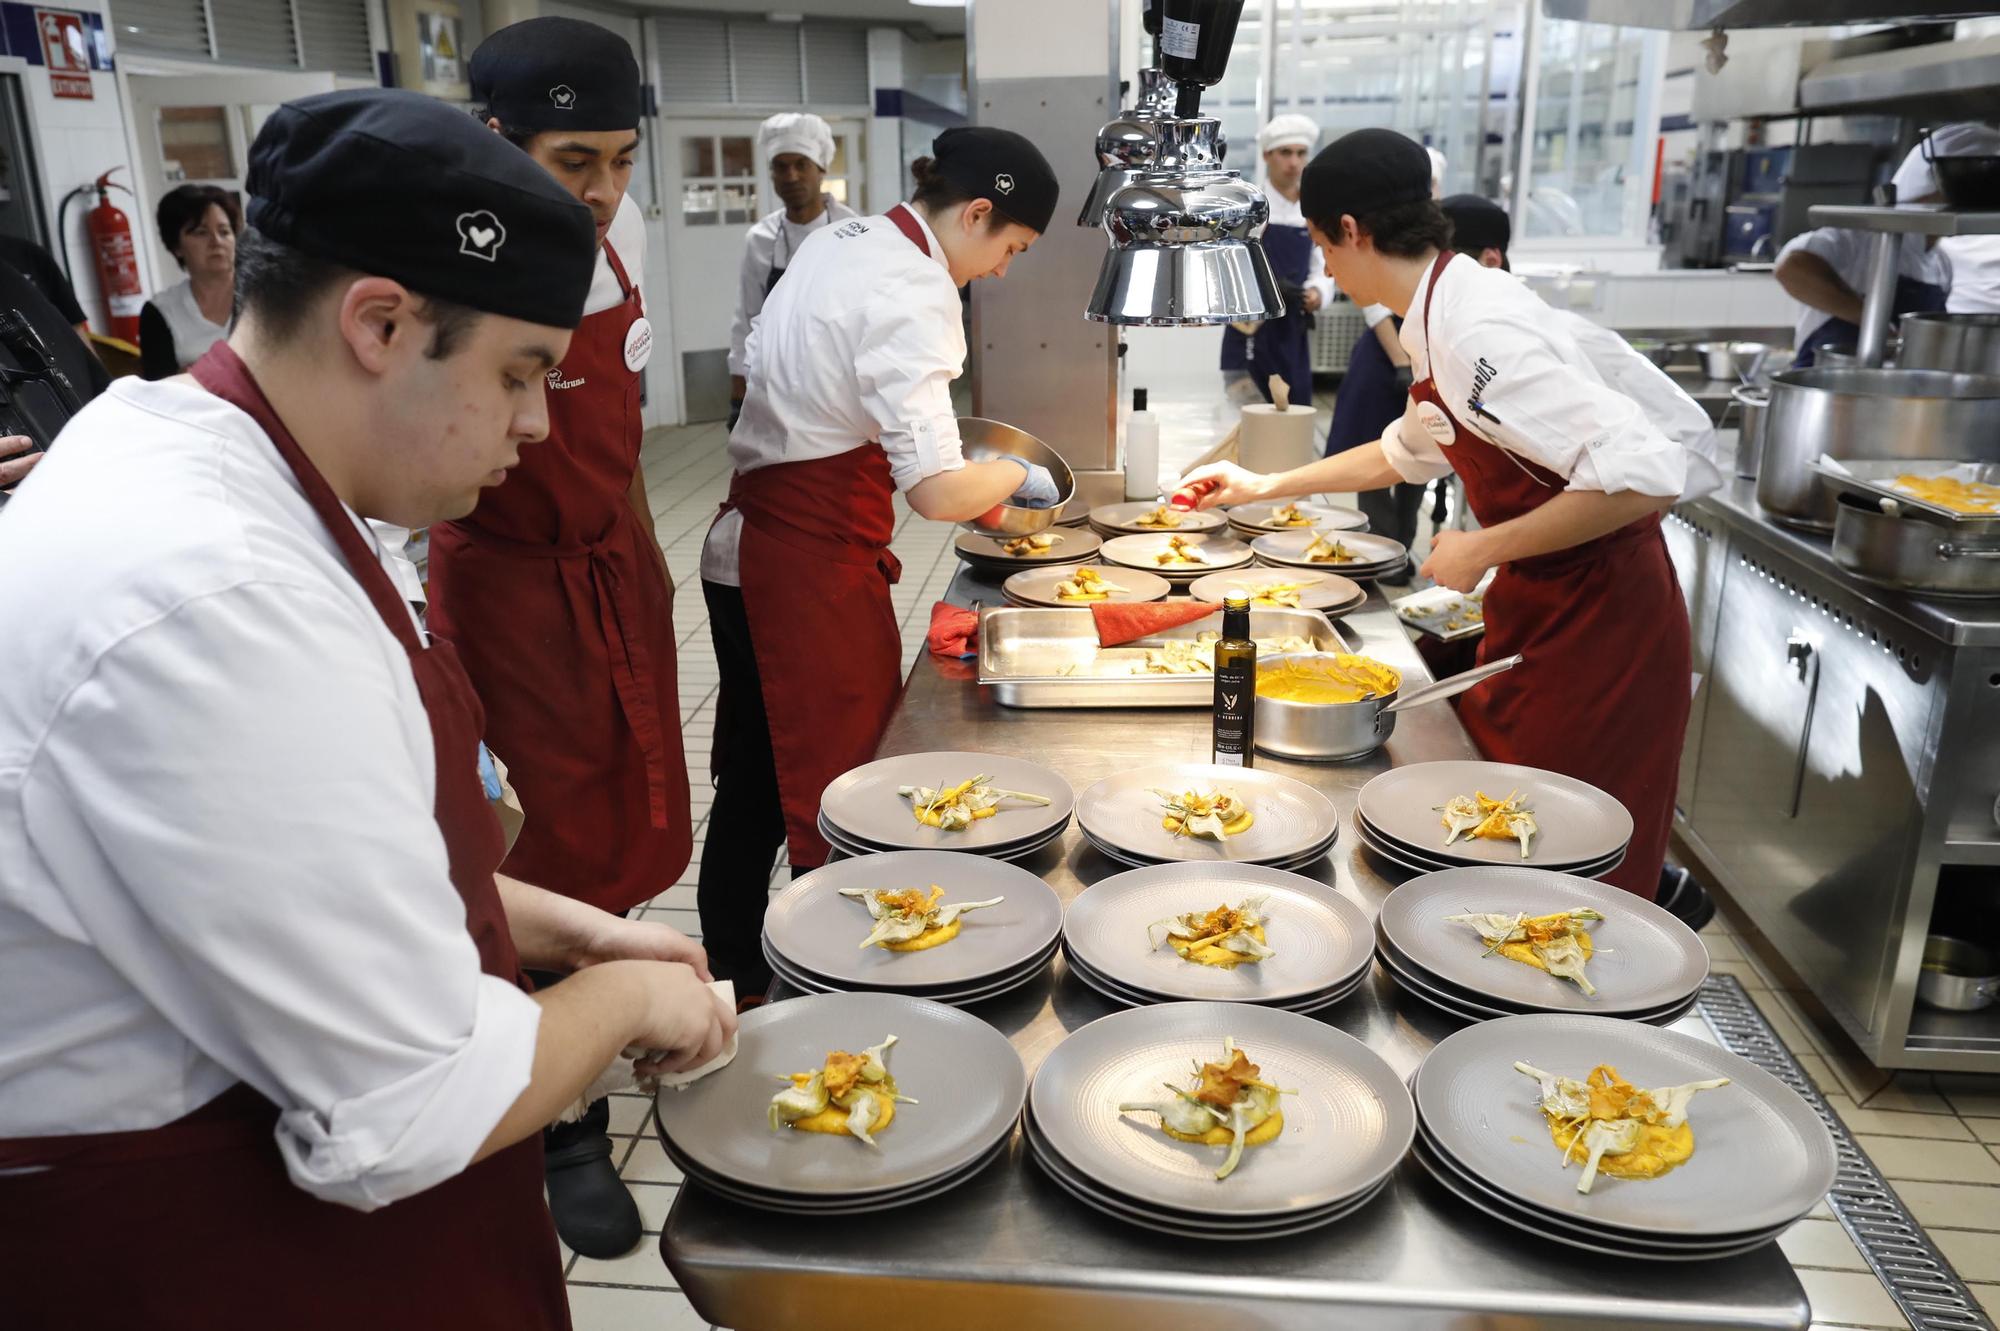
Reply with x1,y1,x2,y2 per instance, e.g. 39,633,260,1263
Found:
476,743,504,802
1003,457,1062,509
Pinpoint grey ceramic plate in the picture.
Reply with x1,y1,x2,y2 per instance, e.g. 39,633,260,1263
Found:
1225,501,1370,535
765,851,1064,989
1185,568,1366,614
1077,762,1339,865
1250,529,1407,573
1079,823,1337,875
1056,494,1095,527
1063,862,1372,1003
1380,867,1708,1015
1375,921,1698,1026
1099,532,1255,578
955,528,1104,567
654,992,1026,1197
765,937,1057,1007
1413,1013,1837,1237
1356,810,1622,876
821,751,1074,854
1358,761,1635,869
1063,940,1370,1015
1028,1001,1414,1216
1004,564,1172,609
665,1132,1010,1214
817,812,1065,865
1089,501,1227,536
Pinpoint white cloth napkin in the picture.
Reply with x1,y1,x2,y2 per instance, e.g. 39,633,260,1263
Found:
556,979,737,1124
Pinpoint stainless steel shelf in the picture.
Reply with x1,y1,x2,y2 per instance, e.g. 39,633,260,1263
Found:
1807,204,2000,236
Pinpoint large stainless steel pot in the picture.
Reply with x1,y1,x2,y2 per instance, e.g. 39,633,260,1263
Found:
1253,653,1521,761
1756,368,2000,531
1730,385,1768,482
1831,493,2000,597
1900,313,2000,376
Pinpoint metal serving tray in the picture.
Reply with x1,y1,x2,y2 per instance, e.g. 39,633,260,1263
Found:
978,606,1346,709
1391,585,1488,642
1814,457,2000,526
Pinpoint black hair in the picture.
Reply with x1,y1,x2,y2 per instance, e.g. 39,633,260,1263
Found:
1310,196,1451,259
908,156,1014,230
474,106,539,150
234,227,483,360
156,184,243,267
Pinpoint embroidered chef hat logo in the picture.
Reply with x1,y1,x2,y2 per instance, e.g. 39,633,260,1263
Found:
456,209,507,262
549,84,576,109
995,173,1016,195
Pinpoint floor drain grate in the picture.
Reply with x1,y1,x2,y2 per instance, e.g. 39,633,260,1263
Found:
1696,975,1993,1331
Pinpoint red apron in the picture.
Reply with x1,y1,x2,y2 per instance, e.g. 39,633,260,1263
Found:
718,205,935,868
428,241,691,914
0,344,569,1329
1410,254,1691,899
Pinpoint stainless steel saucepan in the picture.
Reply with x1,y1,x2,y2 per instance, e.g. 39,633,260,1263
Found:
1254,653,1524,762
1831,493,2000,598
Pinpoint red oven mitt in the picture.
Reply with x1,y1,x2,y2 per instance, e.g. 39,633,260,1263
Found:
927,601,980,659
1090,600,1218,647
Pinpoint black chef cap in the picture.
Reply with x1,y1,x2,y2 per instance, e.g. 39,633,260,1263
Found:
470,17,641,134
931,126,1060,234
247,88,597,329
1442,194,1511,257
1300,128,1434,232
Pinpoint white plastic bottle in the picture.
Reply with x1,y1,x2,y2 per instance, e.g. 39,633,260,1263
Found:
1124,387,1160,500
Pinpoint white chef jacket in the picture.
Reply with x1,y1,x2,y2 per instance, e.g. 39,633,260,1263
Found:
1380,255,1697,499
726,197,858,378
702,207,967,586
1262,189,1336,311
1776,226,1950,351
0,379,540,1210
1942,234,2000,314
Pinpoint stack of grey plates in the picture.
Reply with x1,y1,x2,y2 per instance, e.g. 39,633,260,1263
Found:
1185,568,1367,617
762,850,1063,1005
1024,1002,1414,1239
819,750,1074,863
1060,863,1373,1013
655,991,1027,1214
1374,867,1710,1025
1088,501,1228,538
1353,760,1633,880
1100,531,1256,586
1225,500,1368,540
1003,563,1172,608
1410,1013,1838,1260
1075,762,1340,870
954,529,1102,579
1251,529,1408,581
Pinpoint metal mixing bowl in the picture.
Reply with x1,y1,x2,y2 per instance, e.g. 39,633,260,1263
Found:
958,417,1077,538
1693,341,1773,382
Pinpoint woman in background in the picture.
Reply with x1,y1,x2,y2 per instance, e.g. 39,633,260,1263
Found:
139,184,238,380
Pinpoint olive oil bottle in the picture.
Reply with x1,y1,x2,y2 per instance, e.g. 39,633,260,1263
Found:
1211,594,1256,767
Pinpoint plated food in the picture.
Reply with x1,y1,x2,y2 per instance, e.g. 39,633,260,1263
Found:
898,775,1053,830
1446,908,1604,996
1117,1039,1293,1180
1001,532,1067,557
1156,786,1255,841
768,1035,916,1146
1131,505,1185,530
1894,472,2000,515
1053,567,1128,602
1154,534,1210,567
840,885,1005,951
1147,897,1274,968
1440,790,1538,859
1256,654,1401,704
1514,1061,1730,1193
1302,532,1360,564
1265,503,1317,528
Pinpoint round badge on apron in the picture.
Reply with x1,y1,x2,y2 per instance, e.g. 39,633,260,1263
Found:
1416,399,1456,446
623,316,653,373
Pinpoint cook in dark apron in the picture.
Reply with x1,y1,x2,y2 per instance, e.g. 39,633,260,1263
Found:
1221,220,1316,407
1793,274,1947,368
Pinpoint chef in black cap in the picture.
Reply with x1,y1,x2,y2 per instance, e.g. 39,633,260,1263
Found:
696,125,1061,996
0,87,732,1328
424,16,697,1259
1176,127,1703,917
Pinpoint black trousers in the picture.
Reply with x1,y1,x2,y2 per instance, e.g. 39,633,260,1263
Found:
697,578,790,996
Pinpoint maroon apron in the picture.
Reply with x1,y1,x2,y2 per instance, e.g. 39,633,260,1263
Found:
1410,254,1691,899
428,242,691,914
0,344,570,1329
716,205,938,868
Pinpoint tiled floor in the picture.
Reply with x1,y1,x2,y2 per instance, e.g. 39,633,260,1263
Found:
562,419,2000,1331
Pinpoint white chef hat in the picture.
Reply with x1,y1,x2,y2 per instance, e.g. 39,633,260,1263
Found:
1892,123,2000,203
1257,113,1320,156
1427,146,1448,193
757,111,835,170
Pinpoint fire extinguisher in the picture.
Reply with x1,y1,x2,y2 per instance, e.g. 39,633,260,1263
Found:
84,167,143,344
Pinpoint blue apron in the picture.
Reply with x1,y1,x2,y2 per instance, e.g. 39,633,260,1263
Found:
1793,275,1946,368
1220,221,1316,406
1327,313,1406,456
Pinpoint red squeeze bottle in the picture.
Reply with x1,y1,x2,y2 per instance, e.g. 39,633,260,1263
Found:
1170,478,1219,511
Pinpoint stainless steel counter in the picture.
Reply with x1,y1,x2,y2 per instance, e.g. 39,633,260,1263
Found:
662,572,1811,1331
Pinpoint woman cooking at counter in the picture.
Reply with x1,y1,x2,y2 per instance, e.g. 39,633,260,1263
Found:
1180,128,1702,913
698,127,1063,997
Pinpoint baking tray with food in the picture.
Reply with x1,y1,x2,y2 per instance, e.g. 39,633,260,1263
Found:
1392,585,1488,641
1814,457,2000,524
977,605,1349,708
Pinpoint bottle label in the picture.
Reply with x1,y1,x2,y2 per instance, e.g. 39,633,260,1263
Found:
1161,17,1200,59
1213,664,1253,767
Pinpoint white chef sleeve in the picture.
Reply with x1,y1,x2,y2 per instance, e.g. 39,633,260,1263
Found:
1361,302,1393,329
726,227,769,379
1563,314,1722,499
1378,398,1455,484
1437,317,1687,498
26,581,541,1211
853,285,966,492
